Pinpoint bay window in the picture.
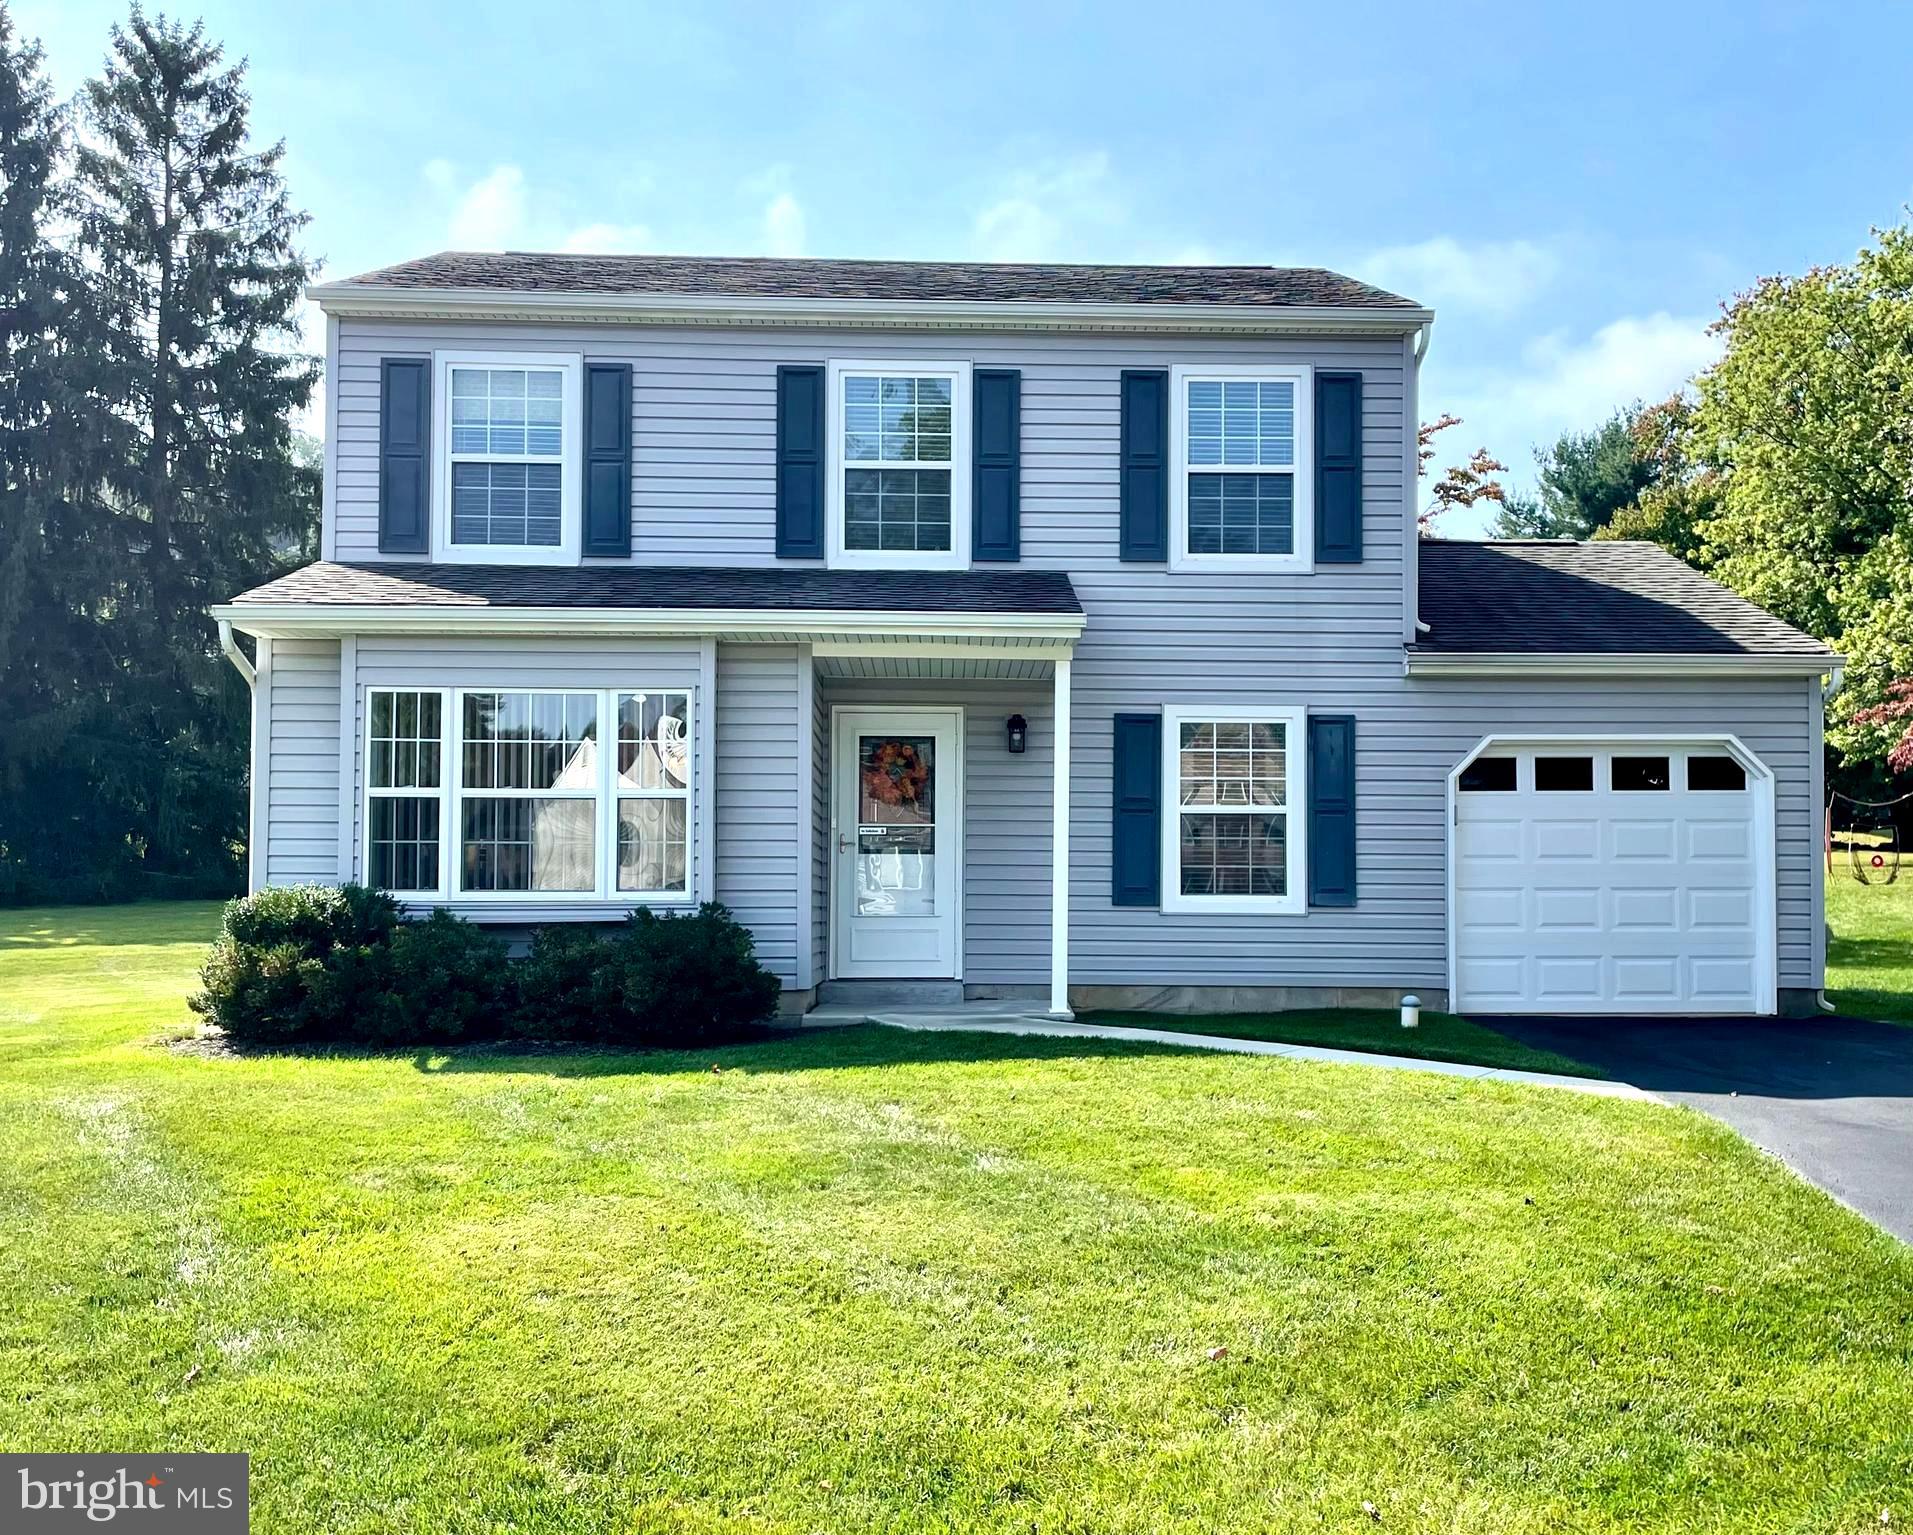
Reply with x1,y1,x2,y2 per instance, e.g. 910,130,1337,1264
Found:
437,352,582,564
827,360,971,569
1169,364,1313,571
1160,705,1307,914
360,686,694,903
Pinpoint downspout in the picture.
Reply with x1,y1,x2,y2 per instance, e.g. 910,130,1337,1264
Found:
1816,662,1847,1014
218,619,255,687
1408,320,1434,640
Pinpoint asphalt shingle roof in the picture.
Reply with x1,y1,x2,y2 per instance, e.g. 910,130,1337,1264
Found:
1415,540,1833,658
336,251,1418,310
228,561,1083,616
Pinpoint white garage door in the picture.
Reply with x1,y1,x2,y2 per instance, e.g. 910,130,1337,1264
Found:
1452,742,1773,1015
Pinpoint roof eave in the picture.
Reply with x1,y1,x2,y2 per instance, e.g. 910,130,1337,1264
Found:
1403,650,1841,678
304,281,1434,336
210,600,1086,646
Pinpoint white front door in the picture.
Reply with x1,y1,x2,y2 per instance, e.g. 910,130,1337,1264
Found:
831,708,963,979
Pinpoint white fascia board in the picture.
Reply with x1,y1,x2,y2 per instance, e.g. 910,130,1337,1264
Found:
210,601,1087,644
1403,651,1841,679
304,281,1434,337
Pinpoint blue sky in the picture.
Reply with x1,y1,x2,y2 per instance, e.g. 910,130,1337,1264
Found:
18,0,1913,533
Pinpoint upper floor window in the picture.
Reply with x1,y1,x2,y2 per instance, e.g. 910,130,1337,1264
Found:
1169,364,1313,572
435,352,581,566
827,360,971,570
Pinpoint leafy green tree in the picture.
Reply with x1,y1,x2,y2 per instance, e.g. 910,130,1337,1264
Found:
1684,225,1913,764
1596,395,1718,563
1489,407,1657,539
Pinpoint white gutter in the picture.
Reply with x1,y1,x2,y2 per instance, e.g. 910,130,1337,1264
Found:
304,280,1434,338
217,618,255,686
211,602,1087,644
1404,650,1843,679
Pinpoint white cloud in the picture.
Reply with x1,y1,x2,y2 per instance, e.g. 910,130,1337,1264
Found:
436,163,528,251
561,222,657,254
1424,310,1722,534
1357,236,1560,317
971,151,1123,262
762,192,806,258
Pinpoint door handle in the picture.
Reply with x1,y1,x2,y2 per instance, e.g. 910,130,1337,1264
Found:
838,833,854,853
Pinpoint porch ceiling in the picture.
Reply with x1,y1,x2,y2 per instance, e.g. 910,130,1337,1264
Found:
815,654,1055,681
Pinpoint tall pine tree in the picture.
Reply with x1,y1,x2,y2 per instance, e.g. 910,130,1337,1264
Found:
54,6,318,898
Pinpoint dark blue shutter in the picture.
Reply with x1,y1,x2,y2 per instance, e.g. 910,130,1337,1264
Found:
1307,714,1357,907
776,364,825,559
1111,712,1162,906
1315,370,1363,563
1119,369,1168,561
582,362,632,556
972,368,1021,561
378,357,429,555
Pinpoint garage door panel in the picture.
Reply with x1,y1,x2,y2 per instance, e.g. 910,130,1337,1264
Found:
1534,887,1601,930
1533,819,1600,860
1611,886,1679,930
1455,743,1769,1016
1687,818,1752,861
1610,819,1677,860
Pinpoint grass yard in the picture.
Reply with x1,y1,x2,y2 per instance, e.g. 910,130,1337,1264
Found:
3,903,1912,1533
1827,867,1913,1023
1076,1007,1602,1076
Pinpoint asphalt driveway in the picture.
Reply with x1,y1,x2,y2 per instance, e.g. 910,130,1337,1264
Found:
1492,1014,1913,1244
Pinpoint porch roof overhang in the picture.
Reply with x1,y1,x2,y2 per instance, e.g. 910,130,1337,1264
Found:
211,561,1085,651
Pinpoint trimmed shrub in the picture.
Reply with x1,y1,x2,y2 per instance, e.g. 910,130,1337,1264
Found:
191,884,399,1044
595,902,783,1047
515,926,617,1043
359,911,513,1046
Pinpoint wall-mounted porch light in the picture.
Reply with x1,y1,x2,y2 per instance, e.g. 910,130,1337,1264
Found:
1006,714,1028,754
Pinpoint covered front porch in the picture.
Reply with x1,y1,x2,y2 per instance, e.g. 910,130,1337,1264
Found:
798,637,1076,1018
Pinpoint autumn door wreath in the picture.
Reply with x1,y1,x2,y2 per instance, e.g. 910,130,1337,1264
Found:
862,739,932,810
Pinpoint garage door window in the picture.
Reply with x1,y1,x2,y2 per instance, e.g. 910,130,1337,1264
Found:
1688,755,1747,792
1459,757,1517,792
1611,755,1671,792
1534,755,1593,792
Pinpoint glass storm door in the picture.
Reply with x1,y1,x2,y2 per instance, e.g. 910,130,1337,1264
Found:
831,708,962,978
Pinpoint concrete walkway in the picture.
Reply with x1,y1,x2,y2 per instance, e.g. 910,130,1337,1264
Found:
802,1002,1652,1100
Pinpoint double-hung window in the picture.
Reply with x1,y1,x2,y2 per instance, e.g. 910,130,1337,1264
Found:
1160,704,1306,914
827,360,971,569
360,686,694,902
437,352,582,565
1169,364,1313,571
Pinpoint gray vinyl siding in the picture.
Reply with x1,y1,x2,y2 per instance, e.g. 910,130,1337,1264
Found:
303,313,1825,997
819,678,1053,987
325,319,1404,577
261,638,341,886
714,643,802,988
1071,672,1820,992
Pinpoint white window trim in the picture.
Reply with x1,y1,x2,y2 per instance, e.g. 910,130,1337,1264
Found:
362,687,452,901
1160,703,1308,915
825,358,972,571
1168,363,1314,573
358,685,697,905
431,350,583,567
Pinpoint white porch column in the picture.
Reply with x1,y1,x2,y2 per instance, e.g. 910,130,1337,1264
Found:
1049,655,1073,1018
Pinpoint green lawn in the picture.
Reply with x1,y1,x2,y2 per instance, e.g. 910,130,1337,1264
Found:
1076,1007,1602,1077
4,903,1912,1533
1826,868,1913,1023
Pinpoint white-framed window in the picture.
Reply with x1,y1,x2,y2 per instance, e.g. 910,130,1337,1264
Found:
1160,704,1307,914
365,689,449,896
1169,363,1313,572
826,359,972,570
434,351,582,566
359,686,695,903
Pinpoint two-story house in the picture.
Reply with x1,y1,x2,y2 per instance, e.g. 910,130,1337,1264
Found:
212,253,1838,1019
